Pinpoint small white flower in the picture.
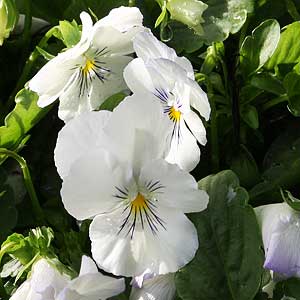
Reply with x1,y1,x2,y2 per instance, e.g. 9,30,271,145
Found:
124,30,210,171
255,203,300,278
29,7,143,122
10,256,125,300
130,272,176,300
56,94,209,277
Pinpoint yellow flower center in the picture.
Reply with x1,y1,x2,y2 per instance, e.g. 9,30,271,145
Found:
169,106,181,122
82,59,95,75
131,193,147,212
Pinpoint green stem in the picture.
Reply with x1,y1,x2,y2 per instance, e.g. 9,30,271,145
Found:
206,79,219,172
5,26,58,113
0,149,45,223
0,278,8,300
261,95,288,112
238,18,249,49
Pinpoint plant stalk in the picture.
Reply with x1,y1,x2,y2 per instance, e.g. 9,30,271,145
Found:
0,148,45,223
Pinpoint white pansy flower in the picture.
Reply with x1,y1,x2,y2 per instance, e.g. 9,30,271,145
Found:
56,94,209,277
130,272,176,300
255,203,300,278
10,256,125,300
124,31,210,171
29,7,143,122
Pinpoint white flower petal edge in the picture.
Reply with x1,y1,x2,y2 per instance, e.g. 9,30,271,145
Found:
59,256,125,300
54,110,111,179
9,256,125,300
9,258,70,300
133,29,194,79
255,203,300,278
130,273,176,300
29,7,144,122
95,6,143,32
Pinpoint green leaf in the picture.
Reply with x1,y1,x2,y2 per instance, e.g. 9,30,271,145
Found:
250,125,300,199
58,20,81,48
0,89,51,156
274,278,300,300
35,47,55,61
166,0,208,35
265,22,300,71
250,73,285,95
230,145,261,188
240,85,263,104
280,189,300,212
168,21,204,53
241,105,259,129
175,170,264,300
168,0,253,52
240,19,280,77
0,0,18,45
99,92,126,111
201,0,254,43
283,71,300,116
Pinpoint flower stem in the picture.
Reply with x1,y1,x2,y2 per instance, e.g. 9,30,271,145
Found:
206,79,219,172
5,26,58,113
0,148,45,223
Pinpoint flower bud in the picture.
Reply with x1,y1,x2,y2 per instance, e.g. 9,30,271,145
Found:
0,0,18,45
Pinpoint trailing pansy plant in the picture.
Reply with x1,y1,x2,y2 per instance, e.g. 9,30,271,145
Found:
2,1,300,300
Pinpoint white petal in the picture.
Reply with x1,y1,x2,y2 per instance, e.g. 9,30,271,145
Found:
54,111,111,178
79,12,94,46
184,110,207,145
188,78,210,121
90,206,198,276
95,6,143,32
57,69,93,122
139,159,208,213
9,280,42,300
88,55,132,110
29,54,80,108
104,93,172,170
148,58,188,92
133,30,193,78
65,273,125,300
61,149,132,220
92,26,136,56
130,274,176,300
133,30,177,62
79,256,98,276
123,58,155,95
255,203,291,253
255,203,300,277
30,259,69,295
166,120,200,172
175,56,195,80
